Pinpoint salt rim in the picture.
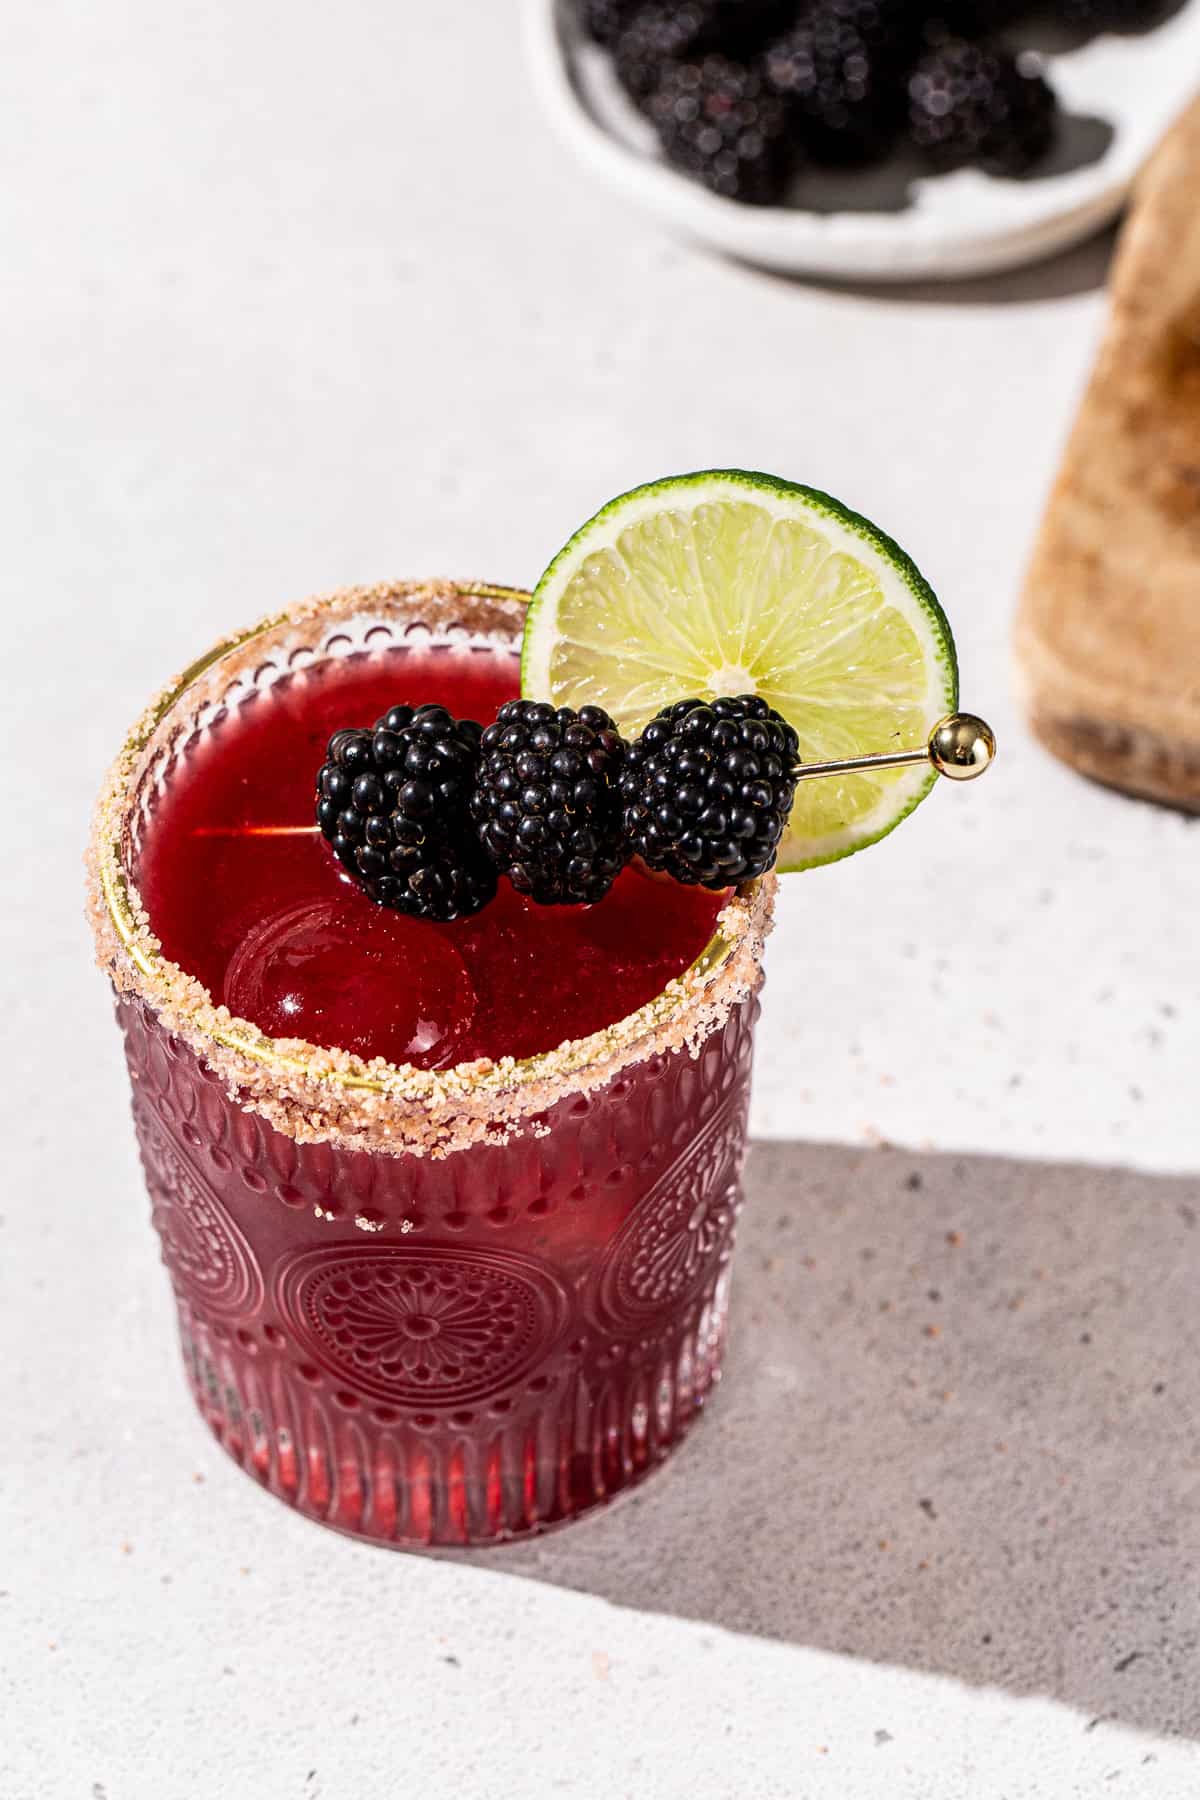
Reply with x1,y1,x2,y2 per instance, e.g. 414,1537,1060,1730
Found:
85,577,774,1159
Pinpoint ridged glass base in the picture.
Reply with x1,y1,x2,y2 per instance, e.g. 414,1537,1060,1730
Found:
176,1268,731,1544
121,991,755,1546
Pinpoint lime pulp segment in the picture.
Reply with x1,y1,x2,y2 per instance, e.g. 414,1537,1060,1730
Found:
522,471,958,871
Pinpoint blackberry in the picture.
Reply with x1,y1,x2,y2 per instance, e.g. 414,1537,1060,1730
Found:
764,0,905,165
471,700,629,905
907,40,1057,175
315,703,496,922
620,695,800,889
579,0,641,48
649,53,795,205
614,2,719,111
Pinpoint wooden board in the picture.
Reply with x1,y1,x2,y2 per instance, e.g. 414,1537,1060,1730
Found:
1015,98,1200,809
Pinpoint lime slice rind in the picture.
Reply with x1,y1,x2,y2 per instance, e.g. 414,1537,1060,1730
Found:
523,470,958,873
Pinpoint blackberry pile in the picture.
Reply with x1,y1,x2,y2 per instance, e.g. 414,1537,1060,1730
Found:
317,691,805,918
577,0,1159,199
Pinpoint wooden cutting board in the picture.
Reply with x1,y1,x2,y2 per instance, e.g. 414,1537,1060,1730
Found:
1014,98,1200,811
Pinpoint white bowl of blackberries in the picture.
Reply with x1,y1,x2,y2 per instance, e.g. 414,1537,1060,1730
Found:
527,0,1199,275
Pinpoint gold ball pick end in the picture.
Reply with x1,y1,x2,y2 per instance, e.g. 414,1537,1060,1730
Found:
928,712,996,781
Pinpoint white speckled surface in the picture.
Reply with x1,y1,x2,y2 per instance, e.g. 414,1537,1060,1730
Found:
4,4,1200,1795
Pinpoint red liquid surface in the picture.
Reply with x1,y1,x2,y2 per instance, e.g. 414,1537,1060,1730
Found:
136,645,723,1066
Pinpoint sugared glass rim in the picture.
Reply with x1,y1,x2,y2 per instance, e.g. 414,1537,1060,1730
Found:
87,578,773,1156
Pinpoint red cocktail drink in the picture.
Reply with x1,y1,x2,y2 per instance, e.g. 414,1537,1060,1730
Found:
89,581,772,1544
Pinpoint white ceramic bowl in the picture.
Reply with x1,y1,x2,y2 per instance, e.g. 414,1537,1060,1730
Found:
525,0,1200,280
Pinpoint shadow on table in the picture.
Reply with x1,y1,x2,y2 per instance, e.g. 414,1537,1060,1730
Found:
465,1139,1200,1742
799,218,1118,304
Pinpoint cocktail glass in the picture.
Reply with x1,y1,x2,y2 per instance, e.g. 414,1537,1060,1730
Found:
87,580,772,1545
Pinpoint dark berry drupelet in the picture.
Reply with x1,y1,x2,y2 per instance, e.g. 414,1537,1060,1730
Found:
907,39,1057,175
614,2,719,111
649,53,795,204
315,704,496,922
578,0,641,48
471,700,629,905
620,695,800,889
764,0,907,165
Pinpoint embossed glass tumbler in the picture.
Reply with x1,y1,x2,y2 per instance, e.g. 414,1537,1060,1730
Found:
87,580,772,1545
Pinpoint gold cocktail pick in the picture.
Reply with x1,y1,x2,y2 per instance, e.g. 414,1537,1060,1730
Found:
193,714,995,839
791,712,996,784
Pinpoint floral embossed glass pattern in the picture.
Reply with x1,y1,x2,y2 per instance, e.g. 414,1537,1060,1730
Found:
89,582,771,1545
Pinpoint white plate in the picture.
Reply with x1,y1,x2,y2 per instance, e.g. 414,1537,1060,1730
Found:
525,0,1200,280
